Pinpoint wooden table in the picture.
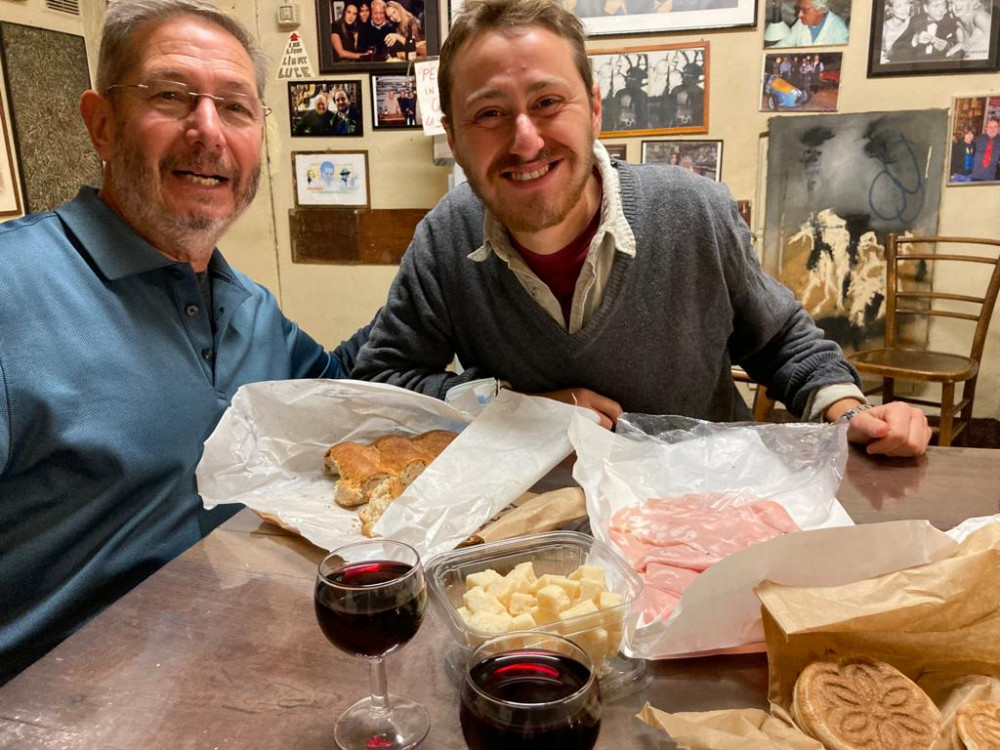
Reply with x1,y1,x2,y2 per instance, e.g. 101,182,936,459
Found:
2,445,998,749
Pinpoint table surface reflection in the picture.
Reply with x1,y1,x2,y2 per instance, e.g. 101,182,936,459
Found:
1,445,998,749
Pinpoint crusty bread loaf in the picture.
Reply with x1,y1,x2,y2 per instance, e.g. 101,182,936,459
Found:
793,655,941,750
325,429,458,534
956,700,1000,750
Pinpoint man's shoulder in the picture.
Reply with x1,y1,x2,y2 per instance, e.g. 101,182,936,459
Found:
0,210,69,265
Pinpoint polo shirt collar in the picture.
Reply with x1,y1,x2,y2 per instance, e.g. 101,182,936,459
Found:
54,186,210,281
468,140,636,263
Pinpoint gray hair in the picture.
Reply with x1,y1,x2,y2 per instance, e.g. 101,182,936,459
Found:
97,0,268,99
810,0,831,10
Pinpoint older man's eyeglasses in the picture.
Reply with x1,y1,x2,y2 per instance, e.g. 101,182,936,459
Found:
105,79,271,128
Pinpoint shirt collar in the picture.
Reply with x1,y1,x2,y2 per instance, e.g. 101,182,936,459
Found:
469,141,636,264
54,186,226,281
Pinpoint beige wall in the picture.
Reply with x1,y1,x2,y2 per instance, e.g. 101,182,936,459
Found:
5,0,1000,417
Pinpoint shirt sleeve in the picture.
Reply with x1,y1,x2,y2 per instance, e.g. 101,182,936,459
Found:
0,357,9,473
351,215,488,397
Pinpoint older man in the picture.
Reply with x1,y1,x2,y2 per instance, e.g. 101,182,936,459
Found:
774,0,850,47
354,0,929,449
0,0,371,683
971,118,1000,182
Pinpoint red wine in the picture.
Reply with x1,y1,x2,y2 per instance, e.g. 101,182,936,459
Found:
460,650,601,749
314,560,426,658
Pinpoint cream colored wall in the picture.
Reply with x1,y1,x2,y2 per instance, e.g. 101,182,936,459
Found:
11,0,1000,418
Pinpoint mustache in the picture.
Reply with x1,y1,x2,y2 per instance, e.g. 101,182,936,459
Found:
161,152,235,181
492,149,557,173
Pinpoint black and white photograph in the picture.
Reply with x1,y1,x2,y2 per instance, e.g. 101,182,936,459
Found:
948,95,1000,184
317,0,441,74
592,43,709,138
565,0,756,35
760,51,842,111
292,150,370,207
288,80,364,137
370,74,421,129
761,0,851,47
868,0,1000,76
641,140,723,181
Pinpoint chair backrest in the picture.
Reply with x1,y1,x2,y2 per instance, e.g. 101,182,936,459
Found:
885,234,1000,363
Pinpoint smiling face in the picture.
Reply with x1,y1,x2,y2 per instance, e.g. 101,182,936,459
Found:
343,4,358,24
360,2,371,22
443,26,601,245
372,0,386,25
890,0,912,19
334,90,351,112
925,0,947,20
987,119,1000,138
90,15,262,261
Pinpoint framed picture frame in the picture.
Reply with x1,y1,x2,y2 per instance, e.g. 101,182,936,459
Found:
288,80,364,137
603,143,628,161
371,74,421,129
867,0,1000,77
946,94,1000,185
641,139,723,181
592,43,709,138
760,52,842,112
448,0,755,36
316,0,441,74
761,0,851,48
0,68,22,217
292,151,370,207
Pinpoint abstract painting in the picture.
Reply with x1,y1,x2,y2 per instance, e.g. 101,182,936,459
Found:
763,110,948,352
0,23,102,213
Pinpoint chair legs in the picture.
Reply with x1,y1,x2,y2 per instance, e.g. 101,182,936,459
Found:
938,382,956,447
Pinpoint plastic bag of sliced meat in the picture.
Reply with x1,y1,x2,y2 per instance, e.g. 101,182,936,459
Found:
568,414,957,659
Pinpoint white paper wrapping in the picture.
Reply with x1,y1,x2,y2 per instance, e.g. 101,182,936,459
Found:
197,380,591,556
568,413,959,659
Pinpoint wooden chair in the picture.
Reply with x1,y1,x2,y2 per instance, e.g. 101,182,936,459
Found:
848,234,1000,446
732,366,777,422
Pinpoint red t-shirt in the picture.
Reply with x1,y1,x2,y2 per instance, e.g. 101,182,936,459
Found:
512,207,602,325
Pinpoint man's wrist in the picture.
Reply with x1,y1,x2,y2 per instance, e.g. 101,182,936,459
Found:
837,402,875,423
824,398,867,422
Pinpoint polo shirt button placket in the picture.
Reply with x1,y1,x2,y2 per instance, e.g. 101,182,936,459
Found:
202,348,213,360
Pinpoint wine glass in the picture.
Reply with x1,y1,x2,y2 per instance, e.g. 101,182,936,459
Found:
315,540,429,750
459,631,602,750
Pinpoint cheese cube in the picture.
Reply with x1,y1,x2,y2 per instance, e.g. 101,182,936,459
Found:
572,626,609,665
569,565,606,585
508,592,534,616
529,606,559,626
598,591,623,609
467,610,515,634
486,577,517,607
511,612,537,630
576,579,604,604
510,561,538,586
466,569,503,589
457,606,472,624
535,584,572,613
559,599,600,621
532,574,569,593
464,588,506,614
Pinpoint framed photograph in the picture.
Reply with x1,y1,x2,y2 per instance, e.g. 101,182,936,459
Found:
641,140,723,181
288,80,364,137
868,0,1000,77
947,95,1000,184
448,0,755,36
761,0,851,47
592,43,709,138
292,151,370,207
603,143,629,161
317,0,441,74
760,52,842,112
0,69,22,217
371,74,421,129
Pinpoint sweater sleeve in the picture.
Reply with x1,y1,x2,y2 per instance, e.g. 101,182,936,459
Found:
351,212,489,398
717,193,860,416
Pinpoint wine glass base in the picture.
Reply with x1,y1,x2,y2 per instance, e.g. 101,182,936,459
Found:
334,695,430,750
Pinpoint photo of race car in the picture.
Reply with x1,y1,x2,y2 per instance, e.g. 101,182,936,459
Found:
760,51,843,113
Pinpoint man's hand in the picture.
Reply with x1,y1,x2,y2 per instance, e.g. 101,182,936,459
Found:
826,399,932,457
537,388,623,430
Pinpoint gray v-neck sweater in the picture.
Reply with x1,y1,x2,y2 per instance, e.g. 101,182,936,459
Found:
354,162,858,420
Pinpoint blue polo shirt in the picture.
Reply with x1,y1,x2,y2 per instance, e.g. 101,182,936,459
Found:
0,188,364,682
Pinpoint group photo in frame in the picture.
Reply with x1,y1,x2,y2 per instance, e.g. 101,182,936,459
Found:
947,94,1000,184
868,0,1000,77
288,80,364,136
592,43,709,138
641,139,723,181
760,51,842,112
316,0,441,74
292,151,370,207
370,74,420,129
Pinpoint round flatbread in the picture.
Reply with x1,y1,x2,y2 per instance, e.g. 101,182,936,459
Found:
956,700,1000,750
793,656,941,750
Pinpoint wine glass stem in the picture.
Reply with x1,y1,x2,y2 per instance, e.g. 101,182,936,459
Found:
367,657,390,718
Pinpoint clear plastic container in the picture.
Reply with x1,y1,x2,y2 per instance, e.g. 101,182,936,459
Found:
425,531,648,702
